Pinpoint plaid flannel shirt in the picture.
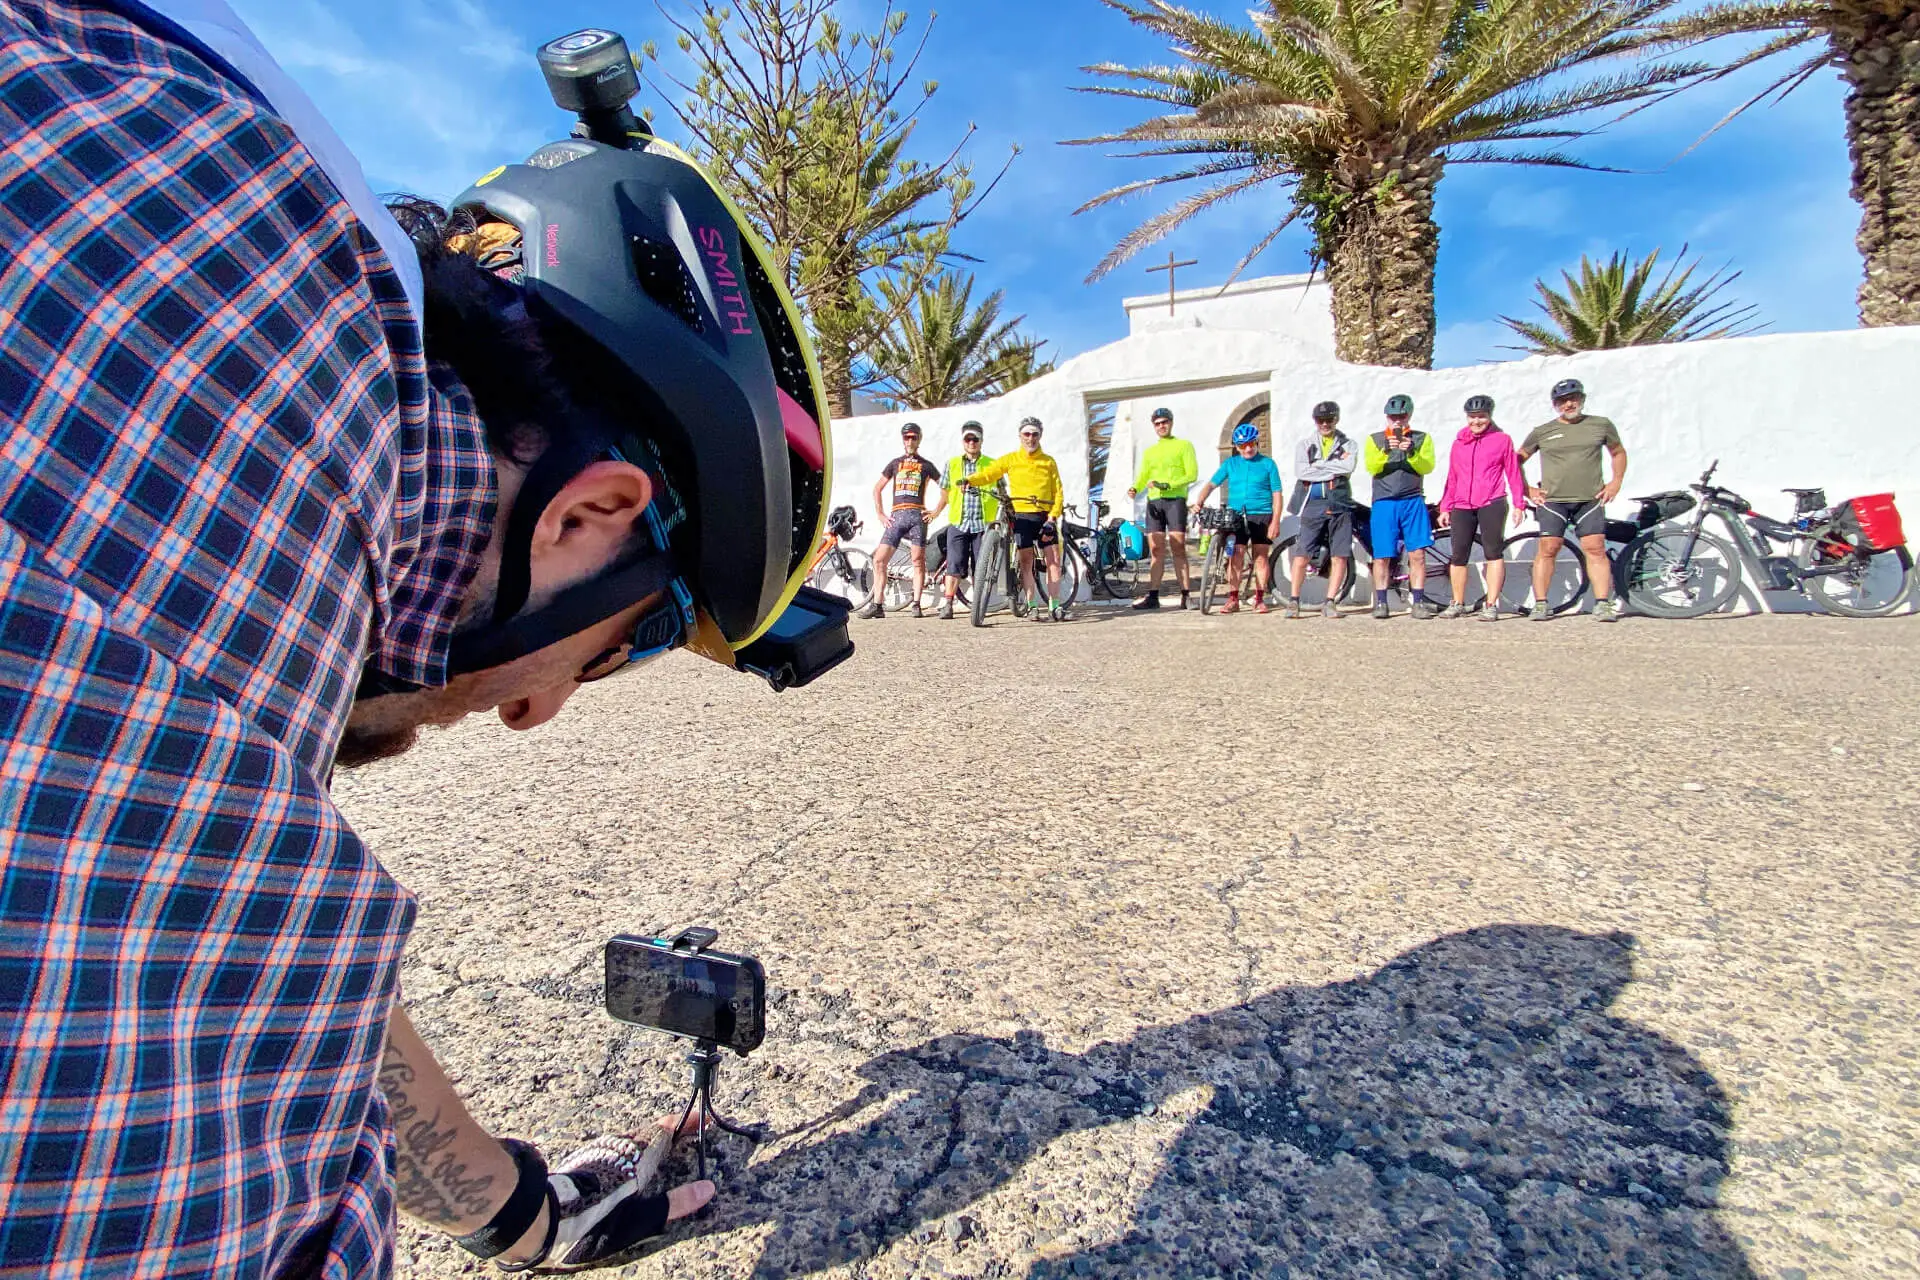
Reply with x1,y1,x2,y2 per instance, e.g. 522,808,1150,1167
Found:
1,3,496,1276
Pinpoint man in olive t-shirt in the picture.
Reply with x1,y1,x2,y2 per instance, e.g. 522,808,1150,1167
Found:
1517,378,1628,620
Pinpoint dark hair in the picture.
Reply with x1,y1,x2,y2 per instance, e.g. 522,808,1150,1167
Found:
385,196,671,567
386,196,586,466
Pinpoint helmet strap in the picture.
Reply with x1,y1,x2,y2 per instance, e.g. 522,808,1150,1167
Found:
448,549,680,676
493,432,613,625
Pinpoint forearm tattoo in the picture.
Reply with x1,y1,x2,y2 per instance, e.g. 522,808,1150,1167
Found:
377,1042,499,1227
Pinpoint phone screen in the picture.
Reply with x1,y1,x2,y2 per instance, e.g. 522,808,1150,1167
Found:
603,936,766,1053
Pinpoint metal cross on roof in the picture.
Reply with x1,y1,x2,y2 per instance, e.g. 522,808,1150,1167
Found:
1146,250,1199,315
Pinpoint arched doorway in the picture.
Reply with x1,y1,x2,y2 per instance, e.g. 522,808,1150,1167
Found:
1217,393,1273,460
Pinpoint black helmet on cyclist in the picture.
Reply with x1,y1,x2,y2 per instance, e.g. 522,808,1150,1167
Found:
1551,378,1586,402
1151,407,1173,423
901,421,921,438
1464,394,1495,414
445,85,832,669
1385,394,1414,417
960,421,983,441
1231,423,1260,447
1311,401,1340,422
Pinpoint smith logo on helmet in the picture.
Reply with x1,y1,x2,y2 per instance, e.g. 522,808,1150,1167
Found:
696,226,755,337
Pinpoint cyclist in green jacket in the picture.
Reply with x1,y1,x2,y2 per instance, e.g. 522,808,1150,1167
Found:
1127,407,1199,609
937,422,999,620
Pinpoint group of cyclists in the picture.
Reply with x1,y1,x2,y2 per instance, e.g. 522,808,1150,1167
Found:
857,415,1070,621
852,378,1630,623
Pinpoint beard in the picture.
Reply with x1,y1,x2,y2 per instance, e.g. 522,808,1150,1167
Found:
333,722,422,770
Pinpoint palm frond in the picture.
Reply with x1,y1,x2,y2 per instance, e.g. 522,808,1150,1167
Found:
1084,167,1277,282
1499,245,1766,354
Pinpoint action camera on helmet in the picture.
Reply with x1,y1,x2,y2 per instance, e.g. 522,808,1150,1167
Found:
440,28,852,691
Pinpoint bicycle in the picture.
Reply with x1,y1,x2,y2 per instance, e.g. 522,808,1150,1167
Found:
1060,501,1148,600
1195,508,1280,614
970,485,1073,626
1617,462,1914,618
1491,499,1631,616
806,505,875,609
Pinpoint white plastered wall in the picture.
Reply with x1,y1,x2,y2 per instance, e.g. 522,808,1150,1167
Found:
830,323,1920,607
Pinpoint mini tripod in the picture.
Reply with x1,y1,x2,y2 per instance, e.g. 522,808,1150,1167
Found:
674,1040,762,1180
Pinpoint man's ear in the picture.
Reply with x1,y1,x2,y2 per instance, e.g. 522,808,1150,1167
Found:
531,460,654,573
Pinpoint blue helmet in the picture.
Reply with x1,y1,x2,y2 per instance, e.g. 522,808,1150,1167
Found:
1231,423,1260,447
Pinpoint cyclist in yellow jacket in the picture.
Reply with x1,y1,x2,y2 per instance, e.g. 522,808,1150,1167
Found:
961,416,1069,620
1127,407,1199,609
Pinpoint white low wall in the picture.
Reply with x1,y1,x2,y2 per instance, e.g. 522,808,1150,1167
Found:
828,323,1920,608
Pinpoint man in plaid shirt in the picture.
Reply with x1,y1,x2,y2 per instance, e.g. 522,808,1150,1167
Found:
0,2,843,1275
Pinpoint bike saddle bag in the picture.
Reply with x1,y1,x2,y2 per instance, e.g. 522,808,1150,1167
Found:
1834,493,1905,552
1785,487,1828,515
1633,491,1696,528
1604,519,1640,545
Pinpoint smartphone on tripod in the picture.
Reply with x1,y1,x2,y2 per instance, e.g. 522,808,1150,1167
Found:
604,931,766,1055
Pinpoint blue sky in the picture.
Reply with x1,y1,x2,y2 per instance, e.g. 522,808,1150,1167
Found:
232,0,1858,368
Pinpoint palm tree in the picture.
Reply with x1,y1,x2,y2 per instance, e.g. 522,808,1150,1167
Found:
1645,1,1920,325
865,272,1052,409
1071,0,1708,369
1500,246,1766,353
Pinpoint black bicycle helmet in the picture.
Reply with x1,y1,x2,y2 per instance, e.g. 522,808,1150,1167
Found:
960,420,983,440
1385,394,1414,416
901,421,921,437
1311,401,1340,421
1551,378,1585,402
1464,394,1495,414
449,132,830,652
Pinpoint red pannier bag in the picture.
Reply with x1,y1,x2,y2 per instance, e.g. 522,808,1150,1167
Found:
1834,493,1905,552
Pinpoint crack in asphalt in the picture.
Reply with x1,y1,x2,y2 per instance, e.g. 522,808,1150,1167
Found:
1214,848,1275,1005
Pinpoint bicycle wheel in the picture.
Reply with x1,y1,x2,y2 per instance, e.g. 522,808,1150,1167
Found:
1031,543,1079,609
881,562,914,611
1090,533,1138,599
970,531,1004,627
1801,546,1915,618
1275,536,1348,606
1499,533,1588,615
1618,527,1741,618
1199,536,1227,614
810,547,874,609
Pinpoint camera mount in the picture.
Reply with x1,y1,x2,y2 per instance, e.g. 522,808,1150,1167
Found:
662,928,760,1179
537,29,651,150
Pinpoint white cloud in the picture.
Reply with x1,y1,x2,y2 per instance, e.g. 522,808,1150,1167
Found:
231,0,547,200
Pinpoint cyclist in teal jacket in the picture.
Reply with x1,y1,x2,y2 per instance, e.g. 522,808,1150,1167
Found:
1190,424,1282,613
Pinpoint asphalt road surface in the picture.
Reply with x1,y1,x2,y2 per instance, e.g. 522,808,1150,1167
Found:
333,608,1919,1279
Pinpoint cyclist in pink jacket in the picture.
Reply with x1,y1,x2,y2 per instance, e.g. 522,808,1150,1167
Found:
1437,395,1526,619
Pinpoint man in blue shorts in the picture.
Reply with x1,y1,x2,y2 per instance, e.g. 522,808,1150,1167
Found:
1364,395,1439,619
1190,423,1283,613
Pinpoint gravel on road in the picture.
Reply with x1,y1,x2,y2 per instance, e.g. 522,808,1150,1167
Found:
332,609,1920,1279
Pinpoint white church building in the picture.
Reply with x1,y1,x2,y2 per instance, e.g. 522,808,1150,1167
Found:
827,273,1918,608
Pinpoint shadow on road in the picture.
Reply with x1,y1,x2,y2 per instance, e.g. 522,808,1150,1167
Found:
678,925,1754,1279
